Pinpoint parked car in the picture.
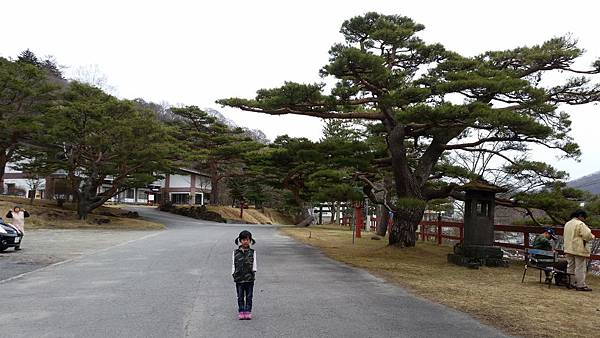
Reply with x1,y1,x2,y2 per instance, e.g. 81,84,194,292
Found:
0,218,23,252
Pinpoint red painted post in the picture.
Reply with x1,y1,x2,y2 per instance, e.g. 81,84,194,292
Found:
459,224,464,244
420,224,426,241
355,205,362,238
524,231,530,248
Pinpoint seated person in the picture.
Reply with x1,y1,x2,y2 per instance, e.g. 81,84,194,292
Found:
532,228,568,285
532,228,555,251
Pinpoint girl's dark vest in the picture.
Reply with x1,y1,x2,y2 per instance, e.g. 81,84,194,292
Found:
233,248,255,283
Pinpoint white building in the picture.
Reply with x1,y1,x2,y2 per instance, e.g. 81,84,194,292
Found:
3,162,212,206
2,162,51,199
158,168,212,205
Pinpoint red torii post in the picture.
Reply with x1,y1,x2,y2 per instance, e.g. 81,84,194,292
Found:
354,203,363,238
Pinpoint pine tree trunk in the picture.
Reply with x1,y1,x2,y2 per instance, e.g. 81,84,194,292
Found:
211,176,220,205
330,202,336,224
77,198,90,220
76,181,99,220
0,150,7,194
386,124,427,247
294,202,314,227
209,162,221,205
295,206,310,224
388,204,425,247
376,205,388,237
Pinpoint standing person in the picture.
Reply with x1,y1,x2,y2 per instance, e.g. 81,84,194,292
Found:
232,230,257,320
563,210,595,291
5,205,29,250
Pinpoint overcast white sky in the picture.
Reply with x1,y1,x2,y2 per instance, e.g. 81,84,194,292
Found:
2,0,599,179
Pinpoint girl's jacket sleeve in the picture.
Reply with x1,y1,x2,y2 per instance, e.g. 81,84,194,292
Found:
231,251,235,275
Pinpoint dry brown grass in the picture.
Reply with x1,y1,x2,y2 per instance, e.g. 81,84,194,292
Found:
206,205,294,225
281,226,600,338
0,197,164,230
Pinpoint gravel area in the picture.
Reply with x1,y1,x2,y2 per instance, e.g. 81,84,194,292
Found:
0,229,160,282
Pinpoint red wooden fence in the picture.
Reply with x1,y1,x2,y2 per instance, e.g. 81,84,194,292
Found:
416,220,600,261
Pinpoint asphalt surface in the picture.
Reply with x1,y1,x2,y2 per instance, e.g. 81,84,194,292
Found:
0,229,155,281
0,207,509,338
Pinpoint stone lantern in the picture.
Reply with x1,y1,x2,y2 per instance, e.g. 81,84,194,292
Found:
448,179,509,268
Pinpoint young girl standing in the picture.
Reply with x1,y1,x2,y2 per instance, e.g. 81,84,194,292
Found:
232,230,257,320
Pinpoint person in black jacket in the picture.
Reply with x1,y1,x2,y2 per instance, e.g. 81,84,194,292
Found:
232,230,257,320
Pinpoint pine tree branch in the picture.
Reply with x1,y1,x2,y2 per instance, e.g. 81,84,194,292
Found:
221,103,385,120
443,136,523,150
354,173,394,211
422,183,459,200
458,148,518,165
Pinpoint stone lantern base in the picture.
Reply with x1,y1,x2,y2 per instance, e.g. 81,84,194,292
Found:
447,244,509,268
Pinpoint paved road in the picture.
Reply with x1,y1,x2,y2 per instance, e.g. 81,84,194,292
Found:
0,208,509,338
0,229,156,281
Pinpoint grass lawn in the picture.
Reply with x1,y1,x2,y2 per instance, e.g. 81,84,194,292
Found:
0,196,164,230
281,226,600,338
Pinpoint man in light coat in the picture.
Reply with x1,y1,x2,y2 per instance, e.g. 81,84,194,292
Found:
563,210,595,291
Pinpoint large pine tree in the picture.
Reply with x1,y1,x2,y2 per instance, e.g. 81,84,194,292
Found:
30,82,179,219
169,106,262,205
219,13,600,246
0,54,59,193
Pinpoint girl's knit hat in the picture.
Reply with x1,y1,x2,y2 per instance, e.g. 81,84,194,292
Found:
234,230,256,245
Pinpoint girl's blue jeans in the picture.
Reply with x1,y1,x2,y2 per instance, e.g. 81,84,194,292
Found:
235,282,254,312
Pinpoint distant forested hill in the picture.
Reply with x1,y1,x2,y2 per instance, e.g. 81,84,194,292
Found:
569,171,600,195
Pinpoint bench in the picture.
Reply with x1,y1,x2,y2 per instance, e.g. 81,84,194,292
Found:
521,249,573,288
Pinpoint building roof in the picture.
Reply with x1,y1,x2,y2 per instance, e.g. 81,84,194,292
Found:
178,168,210,177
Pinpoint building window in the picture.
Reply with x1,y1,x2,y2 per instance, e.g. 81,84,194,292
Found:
126,189,135,199
138,190,147,200
6,183,16,194
202,193,211,205
171,193,189,205
194,194,203,205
